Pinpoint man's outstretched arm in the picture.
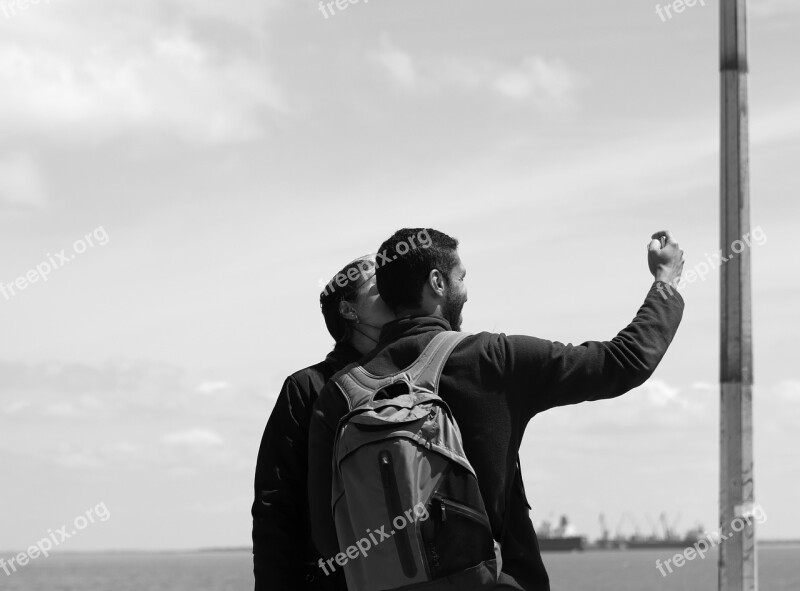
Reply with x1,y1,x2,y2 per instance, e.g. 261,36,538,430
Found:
504,231,686,417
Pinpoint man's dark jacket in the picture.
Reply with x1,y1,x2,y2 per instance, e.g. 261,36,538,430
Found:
308,281,684,590
252,342,359,591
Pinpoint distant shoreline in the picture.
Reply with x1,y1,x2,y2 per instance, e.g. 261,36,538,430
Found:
3,541,800,556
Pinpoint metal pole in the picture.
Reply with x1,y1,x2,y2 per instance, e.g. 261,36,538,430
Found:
719,0,756,590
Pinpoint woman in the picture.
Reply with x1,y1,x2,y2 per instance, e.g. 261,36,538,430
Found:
252,255,394,591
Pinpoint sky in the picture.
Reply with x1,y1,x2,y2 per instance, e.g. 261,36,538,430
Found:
0,0,798,554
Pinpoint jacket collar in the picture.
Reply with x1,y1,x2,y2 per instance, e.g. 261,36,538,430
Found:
324,341,361,369
378,314,452,345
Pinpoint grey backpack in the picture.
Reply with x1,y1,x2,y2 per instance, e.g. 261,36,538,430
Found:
330,331,501,591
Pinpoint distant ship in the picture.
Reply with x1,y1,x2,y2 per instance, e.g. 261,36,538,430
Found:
538,536,587,552
537,515,587,552
535,512,706,552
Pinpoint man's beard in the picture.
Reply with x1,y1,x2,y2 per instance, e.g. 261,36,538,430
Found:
443,287,466,332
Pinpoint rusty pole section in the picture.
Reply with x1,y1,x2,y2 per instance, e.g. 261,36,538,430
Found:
719,0,756,590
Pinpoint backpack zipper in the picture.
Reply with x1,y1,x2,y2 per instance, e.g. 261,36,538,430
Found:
379,451,418,578
433,495,491,530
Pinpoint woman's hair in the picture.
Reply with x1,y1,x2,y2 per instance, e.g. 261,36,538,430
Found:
319,256,376,343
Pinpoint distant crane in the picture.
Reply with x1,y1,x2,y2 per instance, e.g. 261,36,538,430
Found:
645,515,659,540
598,514,610,542
659,512,682,540
615,512,641,540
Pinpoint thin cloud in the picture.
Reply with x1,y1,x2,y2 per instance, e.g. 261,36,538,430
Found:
492,56,578,106
0,360,270,422
53,446,105,469
2,400,33,415
369,40,418,88
44,402,86,418
0,1,288,145
195,381,231,395
368,37,581,113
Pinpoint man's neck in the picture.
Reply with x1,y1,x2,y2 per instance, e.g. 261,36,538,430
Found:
394,307,437,320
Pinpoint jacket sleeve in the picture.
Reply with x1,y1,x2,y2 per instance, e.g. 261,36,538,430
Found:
252,376,312,591
502,281,685,418
307,381,350,561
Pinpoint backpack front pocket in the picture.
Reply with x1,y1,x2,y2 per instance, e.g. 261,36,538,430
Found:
422,494,495,579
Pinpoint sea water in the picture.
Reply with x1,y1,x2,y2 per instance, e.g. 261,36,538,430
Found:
2,546,798,591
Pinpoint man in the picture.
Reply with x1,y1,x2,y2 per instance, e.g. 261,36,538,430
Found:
308,228,685,590
252,255,394,590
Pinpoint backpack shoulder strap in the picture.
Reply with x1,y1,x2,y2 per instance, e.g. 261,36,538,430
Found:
333,363,388,411
405,331,470,393
334,331,470,409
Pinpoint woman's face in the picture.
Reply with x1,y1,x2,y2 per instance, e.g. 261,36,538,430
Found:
353,274,395,330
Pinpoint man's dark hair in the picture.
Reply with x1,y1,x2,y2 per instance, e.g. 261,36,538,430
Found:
376,228,459,311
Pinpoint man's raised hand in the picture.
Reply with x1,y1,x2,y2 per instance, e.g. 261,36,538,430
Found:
647,230,684,285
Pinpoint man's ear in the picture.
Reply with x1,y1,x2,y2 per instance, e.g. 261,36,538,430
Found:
427,269,446,297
